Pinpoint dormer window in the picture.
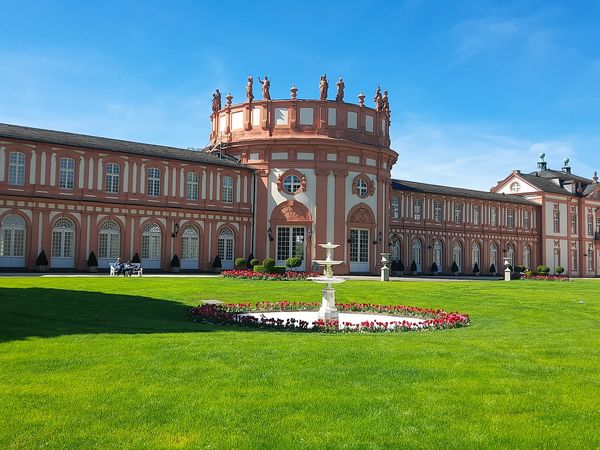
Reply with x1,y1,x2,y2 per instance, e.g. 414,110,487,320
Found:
510,182,521,193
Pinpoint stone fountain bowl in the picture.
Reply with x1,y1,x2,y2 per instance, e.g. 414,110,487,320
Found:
306,276,346,284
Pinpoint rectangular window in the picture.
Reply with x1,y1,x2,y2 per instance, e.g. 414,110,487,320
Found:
59,157,75,189
8,152,25,185
413,199,421,220
187,172,199,200
507,209,514,228
587,215,593,235
588,251,594,271
571,211,577,234
571,249,578,271
105,163,120,193
434,201,442,222
473,206,481,225
553,205,560,233
524,210,530,229
222,175,233,203
491,207,497,227
147,168,160,197
390,196,399,219
454,204,462,224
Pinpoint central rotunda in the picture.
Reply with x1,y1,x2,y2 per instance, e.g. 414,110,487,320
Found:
209,77,398,274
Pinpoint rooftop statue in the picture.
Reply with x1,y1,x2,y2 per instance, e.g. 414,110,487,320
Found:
381,90,390,115
211,89,221,113
258,76,271,101
319,74,329,101
374,86,383,112
246,76,254,103
335,78,345,102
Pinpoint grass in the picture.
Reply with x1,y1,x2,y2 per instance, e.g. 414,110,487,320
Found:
0,276,599,449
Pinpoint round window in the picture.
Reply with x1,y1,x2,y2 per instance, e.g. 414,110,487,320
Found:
283,175,302,194
357,179,368,197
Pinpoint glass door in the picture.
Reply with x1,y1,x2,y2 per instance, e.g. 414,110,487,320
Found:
349,228,369,272
276,226,305,271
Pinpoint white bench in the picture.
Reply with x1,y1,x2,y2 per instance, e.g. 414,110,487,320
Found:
109,263,143,276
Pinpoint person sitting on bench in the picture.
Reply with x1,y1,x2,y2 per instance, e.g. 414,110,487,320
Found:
114,256,124,275
122,260,134,277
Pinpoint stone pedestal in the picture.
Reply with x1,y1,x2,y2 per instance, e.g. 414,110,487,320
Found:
504,268,511,281
318,287,339,321
380,252,390,281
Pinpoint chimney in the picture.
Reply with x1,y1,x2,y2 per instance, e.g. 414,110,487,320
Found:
562,157,571,174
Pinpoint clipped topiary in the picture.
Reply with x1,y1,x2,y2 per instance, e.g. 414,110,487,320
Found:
36,250,49,267
262,258,276,273
398,260,404,272
285,256,302,271
430,261,438,273
409,260,417,273
246,253,255,269
235,257,246,269
170,254,181,267
555,266,565,275
451,261,459,273
132,253,141,264
536,265,550,275
212,255,222,268
473,262,480,274
250,258,260,267
489,263,496,274
87,251,98,267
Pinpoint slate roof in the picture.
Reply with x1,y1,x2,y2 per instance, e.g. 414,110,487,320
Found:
391,179,538,206
519,171,599,196
0,123,245,169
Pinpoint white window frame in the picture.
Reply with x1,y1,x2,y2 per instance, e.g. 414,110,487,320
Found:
222,176,234,203
147,168,161,197
105,163,120,193
9,152,25,186
59,157,75,189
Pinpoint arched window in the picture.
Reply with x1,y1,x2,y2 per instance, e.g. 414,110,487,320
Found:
411,239,422,272
472,242,481,271
0,215,26,266
52,218,75,267
98,220,120,260
433,239,443,272
523,245,531,270
105,163,120,193
187,172,199,200
181,226,199,261
506,244,515,268
59,158,75,189
8,152,25,185
510,182,521,193
141,223,161,268
218,228,234,268
453,241,463,271
389,236,401,261
490,243,498,272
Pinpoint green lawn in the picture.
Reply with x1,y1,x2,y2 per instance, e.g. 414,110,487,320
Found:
0,277,598,449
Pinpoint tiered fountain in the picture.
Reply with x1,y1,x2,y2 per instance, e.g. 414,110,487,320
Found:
309,242,346,321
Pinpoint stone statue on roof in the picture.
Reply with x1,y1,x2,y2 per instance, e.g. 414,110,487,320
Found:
381,90,390,115
374,85,383,112
246,76,254,103
335,78,345,102
319,74,329,101
258,76,271,101
212,89,221,113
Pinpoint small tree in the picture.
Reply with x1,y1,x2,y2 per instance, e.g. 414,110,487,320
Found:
489,263,496,275
36,250,49,271
514,264,526,274
262,258,276,274
536,265,550,275
212,255,222,269
430,261,438,274
170,255,180,267
246,253,255,269
451,261,459,274
87,251,98,267
285,256,302,271
398,260,404,272
235,257,246,269
131,253,141,264
250,258,260,268
555,265,565,276
409,260,418,274
473,262,480,275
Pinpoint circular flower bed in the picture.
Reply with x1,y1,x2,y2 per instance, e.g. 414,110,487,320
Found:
189,301,470,333
519,273,571,281
221,270,321,280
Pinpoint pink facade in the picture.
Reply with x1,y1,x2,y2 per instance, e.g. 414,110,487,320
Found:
1,90,599,276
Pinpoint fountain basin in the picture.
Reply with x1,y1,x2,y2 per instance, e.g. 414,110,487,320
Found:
307,276,347,284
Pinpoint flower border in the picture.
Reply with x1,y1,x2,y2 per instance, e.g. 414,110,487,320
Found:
221,270,321,281
189,301,470,333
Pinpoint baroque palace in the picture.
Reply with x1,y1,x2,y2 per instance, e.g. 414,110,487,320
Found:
1,76,599,276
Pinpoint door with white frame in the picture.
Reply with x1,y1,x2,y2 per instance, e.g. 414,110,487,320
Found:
98,220,121,269
51,218,75,268
276,226,306,271
0,214,26,268
181,226,199,270
218,228,234,270
349,228,370,272
141,223,162,269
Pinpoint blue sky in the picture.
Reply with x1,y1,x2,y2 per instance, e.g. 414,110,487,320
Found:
1,0,599,189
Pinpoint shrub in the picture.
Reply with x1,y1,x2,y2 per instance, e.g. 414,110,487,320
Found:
36,250,49,266
273,266,286,275
131,253,141,264
234,257,246,269
262,258,276,271
451,261,459,273
555,266,565,275
87,251,98,267
514,264,526,273
285,257,302,271
430,262,438,273
489,263,496,274
212,255,222,268
253,265,265,273
250,258,260,267
398,260,404,272
245,253,255,268
170,255,180,267
473,262,480,273
536,265,550,275
409,260,417,273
